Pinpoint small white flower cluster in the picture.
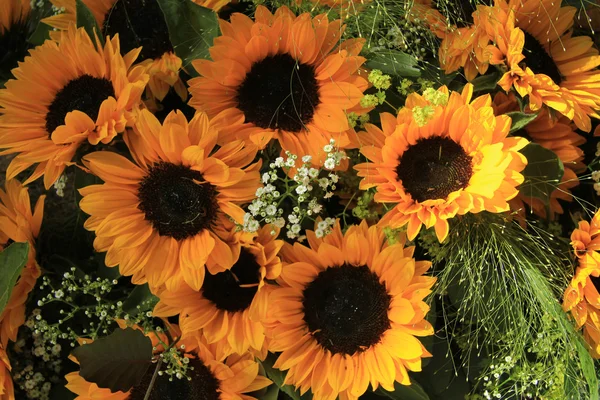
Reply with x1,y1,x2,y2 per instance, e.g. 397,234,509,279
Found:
53,174,67,197
315,218,337,239
592,169,600,196
156,345,193,382
241,140,346,241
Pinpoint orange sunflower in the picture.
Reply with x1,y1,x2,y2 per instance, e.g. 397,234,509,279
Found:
563,210,600,357
410,0,491,80
485,0,600,132
492,92,585,220
189,5,369,165
0,179,45,348
265,220,435,399
355,84,528,242
0,25,148,188
66,325,272,399
0,346,14,400
0,0,33,83
45,0,188,103
154,224,283,357
79,109,261,291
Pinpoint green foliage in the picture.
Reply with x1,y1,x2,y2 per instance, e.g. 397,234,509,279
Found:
376,380,430,400
0,242,29,315
471,71,501,93
520,143,565,208
507,111,539,133
421,213,593,399
260,353,312,400
122,284,159,315
156,0,220,76
72,327,153,393
365,50,421,78
76,0,105,47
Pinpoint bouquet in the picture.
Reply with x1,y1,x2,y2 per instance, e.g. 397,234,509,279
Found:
0,0,599,398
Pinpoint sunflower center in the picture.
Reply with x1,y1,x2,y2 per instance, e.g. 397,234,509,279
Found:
522,31,562,85
45,74,115,135
137,162,219,241
302,265,391,355
0,18,32,83
127,358,221,400
395,136,473,202
235,53,320,133
103,0,173,61
202,248,261,312
590,275,600,294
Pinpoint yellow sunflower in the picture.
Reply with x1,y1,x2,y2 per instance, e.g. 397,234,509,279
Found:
0,0,32,82
45,0,188,103
66,330,271,399
154,224,282,357
354,84,528,242
492,92,585,220
0,180,45,348
0,346,14,400
79,109,261,291
266,220,435,399
189,5,369,165
0,25,148,188
563,210,600,357
485,0,600,132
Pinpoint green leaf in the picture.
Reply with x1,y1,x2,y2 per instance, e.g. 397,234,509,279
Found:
0,242,29,315
574,335,599,399
376,380,430,400
365,50,421,78
519,143,564,207
507,111,538,134
72,327,153,392
76,0,105,47
260,353,312,400
28,22,53,47
122,284,159,315
471,71,500,92
156,0,220,76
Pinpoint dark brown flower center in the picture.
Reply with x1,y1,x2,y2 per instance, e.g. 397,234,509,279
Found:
137,162,219,240
522,31,562,85
0,16,33,84
127,358,220,400
103,0,173,61
590,275,600,294
45,74,115,135
236,53,320,133
302,265,391,355
202,248,261,312
396,136,473,202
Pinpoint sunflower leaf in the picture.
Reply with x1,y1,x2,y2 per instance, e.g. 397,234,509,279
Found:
260,353,312,400
72,327,153,393
375,380,430,400
156,0,220,77
0,242,29,316
122,284,159,315
76,0,105,47
365,50,421,78
471,71,500,92
519,143,564,207
507,111,538,134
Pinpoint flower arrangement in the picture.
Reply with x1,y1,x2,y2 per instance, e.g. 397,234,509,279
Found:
0,0,599,399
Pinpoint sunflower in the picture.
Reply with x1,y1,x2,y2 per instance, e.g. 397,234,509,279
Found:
189,5,369,165
0,180,45,348
0,0,33,83
45,0,188,103
354,84,528,242
154,224,283,356
79,109,260,291
265,220,435,399
65,330,271,400
0,346,14,400
492,92,585,220
563,210,600,357
410,0,491,80
0,25,148,188
485,0,600,132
